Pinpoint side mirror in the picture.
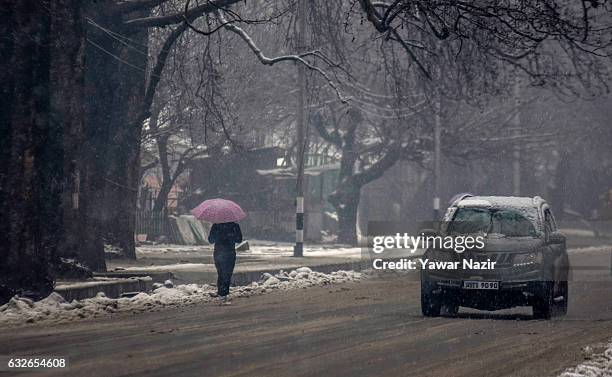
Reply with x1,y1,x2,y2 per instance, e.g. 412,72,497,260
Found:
549,231,566,244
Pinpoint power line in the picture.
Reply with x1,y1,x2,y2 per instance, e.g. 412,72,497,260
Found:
86,38,149,74
86,18,149,55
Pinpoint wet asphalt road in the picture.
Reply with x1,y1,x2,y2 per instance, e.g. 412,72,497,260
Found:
0,248,611,377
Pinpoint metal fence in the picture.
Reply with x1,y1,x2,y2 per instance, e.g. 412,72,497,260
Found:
135,210,170,241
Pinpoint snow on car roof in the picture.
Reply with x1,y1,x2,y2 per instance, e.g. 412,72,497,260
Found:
457,196,538,209
457,199,492,208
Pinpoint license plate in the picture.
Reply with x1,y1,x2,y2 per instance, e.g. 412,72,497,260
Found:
463,281,499,290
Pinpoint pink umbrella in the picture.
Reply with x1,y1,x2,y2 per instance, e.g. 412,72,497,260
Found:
190,198,246,224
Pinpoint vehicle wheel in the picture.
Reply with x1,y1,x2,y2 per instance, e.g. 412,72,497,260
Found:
421,278,441,317
555,281,568,316
533,282,554,319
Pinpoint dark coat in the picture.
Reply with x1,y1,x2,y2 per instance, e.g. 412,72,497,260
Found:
208,222,242,253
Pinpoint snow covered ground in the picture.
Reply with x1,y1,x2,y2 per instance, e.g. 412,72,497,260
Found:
559,340,612,377
0,267,361,327
245,240,363,257
135,240,364,258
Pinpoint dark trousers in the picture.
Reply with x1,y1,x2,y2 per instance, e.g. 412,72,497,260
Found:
214,250,236,297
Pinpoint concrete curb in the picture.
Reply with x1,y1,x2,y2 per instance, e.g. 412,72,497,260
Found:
94,271,174,284
55,277,153,301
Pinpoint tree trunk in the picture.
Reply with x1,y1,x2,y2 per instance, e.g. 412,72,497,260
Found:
328,145,401,245
80,6,149,263
152,136,187,215
102,19,147,260
152,133,171,214
153,183,172,213
0,0,85,302
79,6,116,269
329,183,361,245
50,0,86,261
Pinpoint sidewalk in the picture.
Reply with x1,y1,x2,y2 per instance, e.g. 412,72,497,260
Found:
54,241,420,300
106,240,417,285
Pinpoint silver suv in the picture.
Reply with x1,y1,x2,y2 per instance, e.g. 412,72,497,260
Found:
420,196,569,319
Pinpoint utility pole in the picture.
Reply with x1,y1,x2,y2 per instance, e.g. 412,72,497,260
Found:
294,0,306,257
512,78,521,196
432,91,442,221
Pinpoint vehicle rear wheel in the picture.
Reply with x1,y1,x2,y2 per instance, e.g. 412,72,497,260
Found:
421,278,441,317
533,282,554,319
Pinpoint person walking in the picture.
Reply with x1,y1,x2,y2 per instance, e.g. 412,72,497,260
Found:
191,198,246,305
208,221,242,305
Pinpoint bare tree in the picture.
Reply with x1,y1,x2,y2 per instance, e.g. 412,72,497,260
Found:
356,0,611,95
312,106,426,244
79,0,329,268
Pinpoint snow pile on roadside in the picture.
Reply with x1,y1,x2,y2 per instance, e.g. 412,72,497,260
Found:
236,268,361,295
0,268,361,327
0,285,215,327
559,341,612,377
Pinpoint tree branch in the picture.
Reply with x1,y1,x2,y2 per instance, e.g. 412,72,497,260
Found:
140,158,160,178
216,9,348,103
124,0,243,28
311,111,342,147
135,22,189,127
352,145,401,187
